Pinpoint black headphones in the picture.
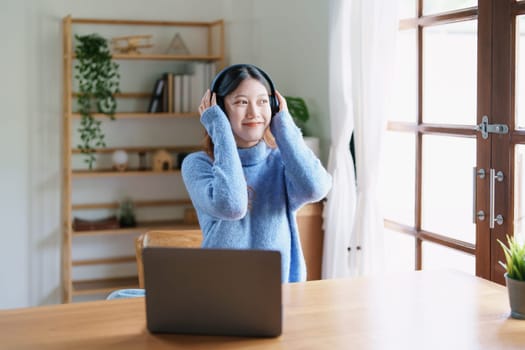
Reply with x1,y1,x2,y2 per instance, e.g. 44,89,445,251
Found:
209,64,279,115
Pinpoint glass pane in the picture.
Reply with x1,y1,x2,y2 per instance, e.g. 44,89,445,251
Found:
515,145,525,242
384,229,416,273
421,135,476,244
392,29,417,123
398,0,417,19
381,131,415,225
423,0,477,15
517,16,525,129
423,20,477,125
422,241,475,275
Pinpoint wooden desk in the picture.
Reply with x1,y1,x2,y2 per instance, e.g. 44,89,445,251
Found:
1,270,524,349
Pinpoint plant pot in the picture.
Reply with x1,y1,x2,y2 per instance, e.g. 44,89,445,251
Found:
505,273,525,320
303,136,320,158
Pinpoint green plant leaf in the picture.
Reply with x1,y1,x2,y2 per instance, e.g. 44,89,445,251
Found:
284,96,309,124
74,33,120,170
498,235,525,281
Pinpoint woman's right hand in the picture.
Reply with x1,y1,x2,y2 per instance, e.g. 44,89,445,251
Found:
199,89,217,116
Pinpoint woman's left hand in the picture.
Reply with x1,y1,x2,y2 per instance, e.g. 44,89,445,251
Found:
275,90,288,113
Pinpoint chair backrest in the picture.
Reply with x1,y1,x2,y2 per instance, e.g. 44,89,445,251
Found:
135,229,202,288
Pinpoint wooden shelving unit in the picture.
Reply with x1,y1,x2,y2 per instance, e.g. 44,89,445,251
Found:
71,112,200,119
62,16,224,303
72,276,139,296
72,169,182,178
72,219,196,236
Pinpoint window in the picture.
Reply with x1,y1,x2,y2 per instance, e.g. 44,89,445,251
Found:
384,0,525,283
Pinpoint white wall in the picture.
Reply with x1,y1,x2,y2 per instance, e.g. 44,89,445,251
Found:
223,0,330,145
0,0,329,309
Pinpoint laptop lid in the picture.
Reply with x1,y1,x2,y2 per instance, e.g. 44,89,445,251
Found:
143,247,282,337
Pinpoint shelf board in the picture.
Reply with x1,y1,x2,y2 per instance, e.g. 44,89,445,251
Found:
72,276,139,296
71,145,200,154
72,169,181,177
71,53,222,61
114,54,222,61
72,199,192,210
71,18,223,27
72,255,136,266
72,92,151,99
73,219,198,236
71,112,199,119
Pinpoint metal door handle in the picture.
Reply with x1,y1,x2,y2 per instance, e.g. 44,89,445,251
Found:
472,167,486,223
489,168,504,229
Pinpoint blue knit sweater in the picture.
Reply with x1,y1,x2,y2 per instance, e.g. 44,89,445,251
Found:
181,105,332,282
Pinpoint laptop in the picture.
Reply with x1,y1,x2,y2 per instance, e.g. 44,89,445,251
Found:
143,247,282,337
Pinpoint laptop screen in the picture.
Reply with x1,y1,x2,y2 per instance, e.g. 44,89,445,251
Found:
143,247,282,337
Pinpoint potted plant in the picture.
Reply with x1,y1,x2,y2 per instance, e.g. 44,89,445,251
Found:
74,33,120,169
285,96,320,157
118,198,136,228
285,96,309,132
497,234,525,319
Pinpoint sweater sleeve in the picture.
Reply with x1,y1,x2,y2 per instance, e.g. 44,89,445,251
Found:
181,105,248,220
270,110,332,211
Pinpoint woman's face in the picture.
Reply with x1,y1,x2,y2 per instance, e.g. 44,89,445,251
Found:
224,78,271,148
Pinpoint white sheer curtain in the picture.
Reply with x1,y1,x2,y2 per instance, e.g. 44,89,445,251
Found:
323,0,399,278
322,0,356,279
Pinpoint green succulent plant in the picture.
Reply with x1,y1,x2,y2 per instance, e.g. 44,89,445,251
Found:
498,234,525,281
74,33,120,169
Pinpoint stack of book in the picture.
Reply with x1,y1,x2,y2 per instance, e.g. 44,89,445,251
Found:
147,62,216,113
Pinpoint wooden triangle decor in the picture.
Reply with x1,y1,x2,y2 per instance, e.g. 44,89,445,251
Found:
166,33,190,55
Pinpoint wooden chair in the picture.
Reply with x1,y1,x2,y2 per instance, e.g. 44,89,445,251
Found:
135,229,202,288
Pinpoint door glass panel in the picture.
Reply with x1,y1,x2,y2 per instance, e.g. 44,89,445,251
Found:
384,229,415,273
421,135,476,244
517,15,525,129
423,0,477,15
381,131,415,225
398,0,417,19
423,20,477,125
515,145,525,241
422,241,475,274
393,29,418,123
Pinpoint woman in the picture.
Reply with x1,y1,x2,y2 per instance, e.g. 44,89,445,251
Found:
181,64,331,282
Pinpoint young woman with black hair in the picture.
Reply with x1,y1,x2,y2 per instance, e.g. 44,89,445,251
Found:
181,64,331,282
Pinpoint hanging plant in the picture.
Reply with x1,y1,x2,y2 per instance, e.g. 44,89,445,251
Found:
74,33,121,169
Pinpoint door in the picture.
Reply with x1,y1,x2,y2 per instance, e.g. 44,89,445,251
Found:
480,0,525,283
383,0,525,283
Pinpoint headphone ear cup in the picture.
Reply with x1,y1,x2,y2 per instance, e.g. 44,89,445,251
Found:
271,95,279,115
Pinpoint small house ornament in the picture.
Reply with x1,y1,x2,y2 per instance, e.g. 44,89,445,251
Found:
152,149,174,171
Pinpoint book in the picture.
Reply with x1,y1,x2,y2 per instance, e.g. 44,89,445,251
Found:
147,78,165,113
167,73,174,113
173,74,183,113
182,74,191,113
190,63,215,111
162,73,174,113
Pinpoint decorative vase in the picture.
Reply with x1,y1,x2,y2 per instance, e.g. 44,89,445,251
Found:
112,150,128,171
505,273,525,320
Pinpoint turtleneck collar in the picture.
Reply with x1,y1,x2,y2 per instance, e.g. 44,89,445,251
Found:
237,141,270,166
